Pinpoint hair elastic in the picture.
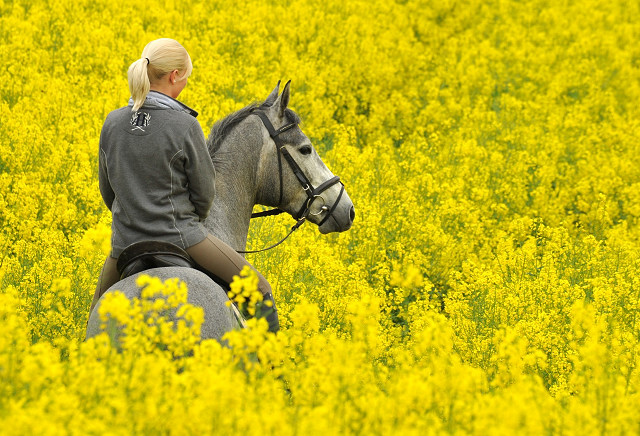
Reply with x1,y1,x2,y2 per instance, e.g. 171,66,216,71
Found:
145,57,150,65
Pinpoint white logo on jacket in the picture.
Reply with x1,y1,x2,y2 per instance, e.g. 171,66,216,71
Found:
130,111,151,132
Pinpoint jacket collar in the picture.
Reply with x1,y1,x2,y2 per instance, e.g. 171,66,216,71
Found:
128,90,199,117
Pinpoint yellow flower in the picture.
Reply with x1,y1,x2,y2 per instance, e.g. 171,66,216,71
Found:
3,0,640,432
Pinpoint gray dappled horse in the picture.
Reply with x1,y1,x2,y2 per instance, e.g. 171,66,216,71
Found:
86,82,355,340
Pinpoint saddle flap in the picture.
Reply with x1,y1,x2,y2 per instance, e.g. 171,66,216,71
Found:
117,241,194,280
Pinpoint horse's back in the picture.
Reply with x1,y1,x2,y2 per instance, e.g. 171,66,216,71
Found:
86,267,234,341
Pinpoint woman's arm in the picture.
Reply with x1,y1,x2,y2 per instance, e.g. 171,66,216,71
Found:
183,120,216,220
98,133,115,211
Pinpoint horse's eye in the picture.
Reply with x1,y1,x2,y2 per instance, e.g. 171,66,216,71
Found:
299,146,312,156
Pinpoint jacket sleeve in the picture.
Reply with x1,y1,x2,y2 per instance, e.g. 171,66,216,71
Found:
183,120,216,220
98,127,115,211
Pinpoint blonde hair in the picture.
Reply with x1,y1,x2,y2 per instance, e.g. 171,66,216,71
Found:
127,38,193,111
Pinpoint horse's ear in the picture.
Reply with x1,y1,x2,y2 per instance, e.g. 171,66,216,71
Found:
277,80,291,118
264,81,281,106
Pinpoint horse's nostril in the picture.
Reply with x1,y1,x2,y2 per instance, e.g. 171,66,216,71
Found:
350,206,355,222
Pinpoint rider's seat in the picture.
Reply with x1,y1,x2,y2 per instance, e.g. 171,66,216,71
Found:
114,240,260,330
116,241,195,280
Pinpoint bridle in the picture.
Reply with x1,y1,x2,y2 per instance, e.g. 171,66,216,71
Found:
236,110,345,254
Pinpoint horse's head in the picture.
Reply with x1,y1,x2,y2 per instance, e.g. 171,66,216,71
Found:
255,81,355,234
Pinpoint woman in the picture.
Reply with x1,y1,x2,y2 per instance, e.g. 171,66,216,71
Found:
90,38,278,332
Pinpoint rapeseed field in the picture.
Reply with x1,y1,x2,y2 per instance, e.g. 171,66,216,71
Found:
2,0,640,433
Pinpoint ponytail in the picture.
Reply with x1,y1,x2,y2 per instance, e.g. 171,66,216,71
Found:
128,57,151,111
127,39,193,112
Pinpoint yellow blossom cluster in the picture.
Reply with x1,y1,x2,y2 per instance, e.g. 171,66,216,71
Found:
2,0,640,433
97,274,204,357
225,265,272,318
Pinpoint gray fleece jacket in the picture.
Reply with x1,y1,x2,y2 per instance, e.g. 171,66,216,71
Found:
99,90,215,258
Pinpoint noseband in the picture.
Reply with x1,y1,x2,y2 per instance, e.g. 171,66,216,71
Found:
236,110,345,254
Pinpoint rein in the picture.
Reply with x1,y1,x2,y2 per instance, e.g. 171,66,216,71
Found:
235,110,344,254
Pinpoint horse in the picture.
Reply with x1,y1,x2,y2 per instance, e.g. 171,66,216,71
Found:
85,81,355,341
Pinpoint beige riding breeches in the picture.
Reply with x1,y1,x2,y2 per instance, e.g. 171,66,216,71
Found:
184,233,272,296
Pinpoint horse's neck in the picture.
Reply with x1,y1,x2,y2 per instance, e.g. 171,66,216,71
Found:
203,124,262,253
203,185,253,253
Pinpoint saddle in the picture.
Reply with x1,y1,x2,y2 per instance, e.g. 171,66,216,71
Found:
115,240,271,331
116,240,232,293
115,240,248,329
116,240,195,280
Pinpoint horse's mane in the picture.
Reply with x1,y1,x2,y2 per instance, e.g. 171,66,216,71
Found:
206,103,302,157
206,103,263,156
